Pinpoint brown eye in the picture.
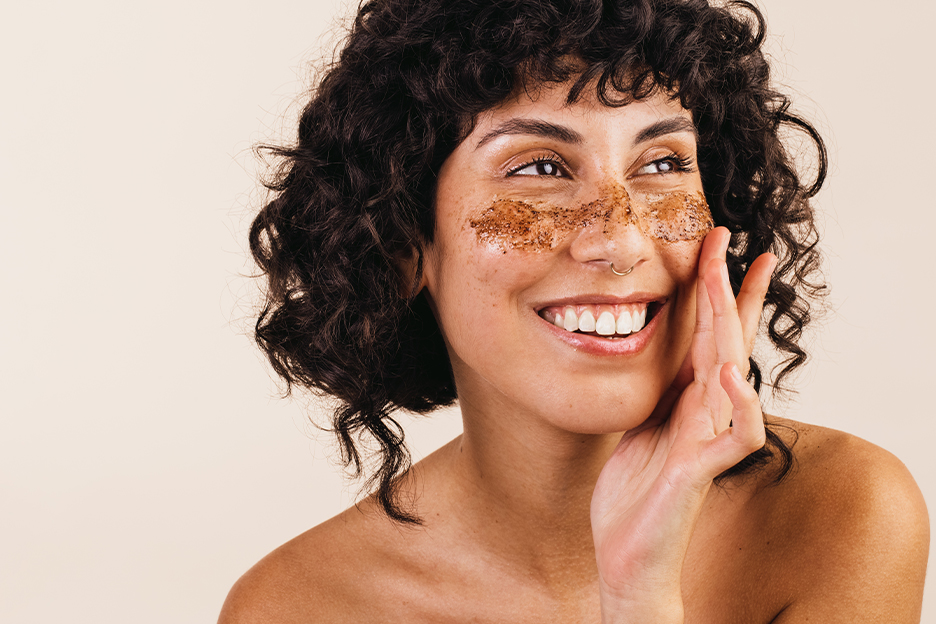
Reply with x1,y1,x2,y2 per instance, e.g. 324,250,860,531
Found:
636,155,694,176
637,159,674,175
511,160,566,177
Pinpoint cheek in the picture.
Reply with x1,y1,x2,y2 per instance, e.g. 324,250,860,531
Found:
423,226,548,338
658,238,703,280
638,191,713,242
426,247,549,384
468,196,604,252
657,238,703,337
438,196,559,286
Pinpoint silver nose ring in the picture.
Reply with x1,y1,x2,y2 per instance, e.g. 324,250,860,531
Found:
610,262,635,277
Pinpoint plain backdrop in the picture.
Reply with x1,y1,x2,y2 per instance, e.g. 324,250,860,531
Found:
1,0,933,622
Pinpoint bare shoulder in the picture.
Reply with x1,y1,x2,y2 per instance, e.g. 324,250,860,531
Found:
774,418,928,530
761,418,929,622
217,504,389,624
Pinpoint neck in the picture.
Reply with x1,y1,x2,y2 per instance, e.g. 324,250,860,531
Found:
422,392,623,587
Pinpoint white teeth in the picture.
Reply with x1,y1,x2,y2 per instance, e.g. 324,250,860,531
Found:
632,308,646,332
578,310,596,332
546,304,651,336
595,311,617,336
563,307,579,332
616,310,632,334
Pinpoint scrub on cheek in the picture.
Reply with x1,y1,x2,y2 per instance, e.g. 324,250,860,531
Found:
642,191,714,243
467,198,615,252
468,185,714,251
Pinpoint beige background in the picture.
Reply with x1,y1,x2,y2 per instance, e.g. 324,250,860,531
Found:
1,0,932,621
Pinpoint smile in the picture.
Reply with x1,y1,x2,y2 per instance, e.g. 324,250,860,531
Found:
537,302,662,338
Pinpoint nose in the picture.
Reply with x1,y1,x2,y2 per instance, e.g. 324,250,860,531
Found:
567,183,651,273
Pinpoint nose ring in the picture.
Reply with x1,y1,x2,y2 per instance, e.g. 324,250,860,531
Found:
610,262,635,277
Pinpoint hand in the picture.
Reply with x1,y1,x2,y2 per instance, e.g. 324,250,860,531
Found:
646,228,776,425
590,227,777,623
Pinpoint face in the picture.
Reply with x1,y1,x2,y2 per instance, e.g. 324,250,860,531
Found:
421,82,710,434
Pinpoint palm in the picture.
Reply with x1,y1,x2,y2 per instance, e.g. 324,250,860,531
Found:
591,380,718,578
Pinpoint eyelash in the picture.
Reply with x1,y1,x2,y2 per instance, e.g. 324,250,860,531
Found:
507,156,569,177
507,153,696,178
639,154,696,175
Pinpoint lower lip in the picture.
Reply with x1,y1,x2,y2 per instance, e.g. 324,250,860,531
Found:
537,302,665,356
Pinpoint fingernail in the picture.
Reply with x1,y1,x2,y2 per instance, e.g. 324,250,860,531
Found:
721,262,730,282
730,364,743,381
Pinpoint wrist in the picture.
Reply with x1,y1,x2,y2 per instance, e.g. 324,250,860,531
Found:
600,600,684,624
599,583,684,624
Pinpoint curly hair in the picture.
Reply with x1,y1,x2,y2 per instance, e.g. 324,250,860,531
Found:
250,0,827,523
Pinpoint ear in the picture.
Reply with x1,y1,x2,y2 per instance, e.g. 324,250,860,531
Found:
393,244,426,299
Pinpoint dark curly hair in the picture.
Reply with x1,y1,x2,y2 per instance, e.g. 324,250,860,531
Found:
250,0,827,523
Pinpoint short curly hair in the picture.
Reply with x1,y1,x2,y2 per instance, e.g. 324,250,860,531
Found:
250,0,826,523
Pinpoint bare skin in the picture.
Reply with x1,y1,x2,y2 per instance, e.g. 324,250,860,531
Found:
220,83,929,622
219,421,928,623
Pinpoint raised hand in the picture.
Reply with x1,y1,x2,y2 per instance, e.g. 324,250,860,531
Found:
646,229,775,425
591,227,777,623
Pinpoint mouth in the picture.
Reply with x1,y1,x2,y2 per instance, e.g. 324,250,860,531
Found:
537,301,664,339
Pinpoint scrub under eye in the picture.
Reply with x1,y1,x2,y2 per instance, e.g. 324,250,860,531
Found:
468,185,713,251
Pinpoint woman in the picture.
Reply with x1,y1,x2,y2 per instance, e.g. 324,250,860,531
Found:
220,0,928,621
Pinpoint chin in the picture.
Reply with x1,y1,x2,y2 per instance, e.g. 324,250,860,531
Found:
534,386,665,436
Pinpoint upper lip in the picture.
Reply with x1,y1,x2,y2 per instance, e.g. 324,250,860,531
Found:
532,292,666,311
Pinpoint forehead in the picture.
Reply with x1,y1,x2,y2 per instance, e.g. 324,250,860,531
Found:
466,85,698,157
465,81,695,151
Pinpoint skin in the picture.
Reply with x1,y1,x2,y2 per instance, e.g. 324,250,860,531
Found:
219,83,929,623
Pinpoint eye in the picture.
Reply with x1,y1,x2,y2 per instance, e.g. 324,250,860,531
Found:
508,158,568,177
636,155,695,176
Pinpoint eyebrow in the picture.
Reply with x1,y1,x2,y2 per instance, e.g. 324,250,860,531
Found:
633,116,698,146
475,119,584,149
474,115,698,150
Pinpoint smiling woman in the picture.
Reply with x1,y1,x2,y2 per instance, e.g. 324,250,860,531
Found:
425,89,710,431
219,0,928,622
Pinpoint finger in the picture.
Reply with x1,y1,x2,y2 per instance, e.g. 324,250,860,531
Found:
703,256,746,372
692,259,716,379
703,256,749,432
703,363,767,475
690,229,729,377
697,226,730,275
735,253,777,361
